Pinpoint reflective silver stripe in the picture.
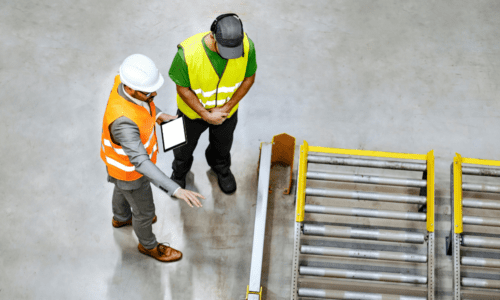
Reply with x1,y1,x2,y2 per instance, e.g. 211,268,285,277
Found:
143,130,155,148
103,130,155,156
105,156,135,172
200,97,230,108
104,144,157,173
149,143,157,159
217,82,242,94
193,81,242,104
193,88,216,98
193,81,242,98
103,139,126,155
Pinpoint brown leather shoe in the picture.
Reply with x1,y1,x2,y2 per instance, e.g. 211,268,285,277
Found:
138,243,183,262
112,215,157,228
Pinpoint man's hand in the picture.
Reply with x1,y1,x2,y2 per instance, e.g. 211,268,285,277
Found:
173,188,205,208
209,106,230,115
203,107,229,125
156,113,178,125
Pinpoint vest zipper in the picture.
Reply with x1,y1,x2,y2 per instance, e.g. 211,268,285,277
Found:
215,61,229,108
215,77,221,107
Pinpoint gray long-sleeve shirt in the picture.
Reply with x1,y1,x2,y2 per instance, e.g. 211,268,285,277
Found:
106,84,180,196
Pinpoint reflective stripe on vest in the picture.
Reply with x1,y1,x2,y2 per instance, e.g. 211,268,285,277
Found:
176,31,249,119
102,129,155,156
192,81,243,107
100,75,158,181
102,143,158,172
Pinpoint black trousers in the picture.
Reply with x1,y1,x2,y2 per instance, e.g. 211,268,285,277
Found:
172,109,238,176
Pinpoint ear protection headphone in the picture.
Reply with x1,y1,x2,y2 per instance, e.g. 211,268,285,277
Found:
210,13,243,34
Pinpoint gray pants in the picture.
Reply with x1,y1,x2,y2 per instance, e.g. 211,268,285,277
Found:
112,179,158,250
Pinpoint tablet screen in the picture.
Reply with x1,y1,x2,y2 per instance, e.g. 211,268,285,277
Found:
160,117,187,152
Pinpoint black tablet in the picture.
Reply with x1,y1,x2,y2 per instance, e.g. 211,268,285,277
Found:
159,116,187,152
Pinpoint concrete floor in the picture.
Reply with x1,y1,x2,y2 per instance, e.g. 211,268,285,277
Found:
2,0,500,299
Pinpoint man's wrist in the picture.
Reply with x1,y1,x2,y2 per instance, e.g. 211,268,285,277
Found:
199,109,210,120
222,104,232,114
155,112,164,124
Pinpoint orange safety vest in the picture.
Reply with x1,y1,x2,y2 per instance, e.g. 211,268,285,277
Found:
100,75,158,181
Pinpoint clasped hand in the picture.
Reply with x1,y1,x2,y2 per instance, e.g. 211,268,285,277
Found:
204,107,229,125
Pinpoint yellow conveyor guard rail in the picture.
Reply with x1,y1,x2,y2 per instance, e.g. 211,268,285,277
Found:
453,154,500,234
296,141,435,232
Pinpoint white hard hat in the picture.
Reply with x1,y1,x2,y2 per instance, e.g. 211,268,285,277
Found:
119,54,164,93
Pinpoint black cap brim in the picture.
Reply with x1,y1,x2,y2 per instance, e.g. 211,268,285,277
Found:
217,43,243,59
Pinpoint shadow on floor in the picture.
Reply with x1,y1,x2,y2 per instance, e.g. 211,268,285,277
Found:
168,168,257,300
107,227,164,300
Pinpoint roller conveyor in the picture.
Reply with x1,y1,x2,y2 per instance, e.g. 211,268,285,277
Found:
307,155,427,171
462,182,500,193
307,171,427,187
462,198,500,210
306,187,427,204
301,245,427,263
305,204,427,221
303,224,426,243
291,142,435,300
461,235,500,249
462,216,500,227
450,155,500,299
461,257,500,268
461,278,500,289
462,166,500,177
299,266,427,284
298,288,427,300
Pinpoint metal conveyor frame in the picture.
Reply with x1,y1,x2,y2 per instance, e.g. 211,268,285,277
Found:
291,141,435,300
451,154,500,300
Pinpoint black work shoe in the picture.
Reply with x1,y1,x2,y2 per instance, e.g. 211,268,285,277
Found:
170,171,186,189
213,169,236,194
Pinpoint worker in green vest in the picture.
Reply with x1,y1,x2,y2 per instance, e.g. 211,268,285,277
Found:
168,13,257,194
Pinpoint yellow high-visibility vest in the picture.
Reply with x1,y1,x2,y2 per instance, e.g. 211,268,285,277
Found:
177,31,250,119
100,75,158,181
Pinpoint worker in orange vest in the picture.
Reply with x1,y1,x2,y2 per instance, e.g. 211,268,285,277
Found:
101,54,205,262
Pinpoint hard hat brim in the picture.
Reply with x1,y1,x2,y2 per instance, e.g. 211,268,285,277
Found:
119,71,164,93
140,73,164,93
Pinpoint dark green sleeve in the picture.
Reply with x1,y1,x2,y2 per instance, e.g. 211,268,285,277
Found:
168,47,191,88
245,37,257,78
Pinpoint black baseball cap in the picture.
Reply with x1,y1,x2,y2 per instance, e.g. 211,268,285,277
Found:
211,14,244,59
